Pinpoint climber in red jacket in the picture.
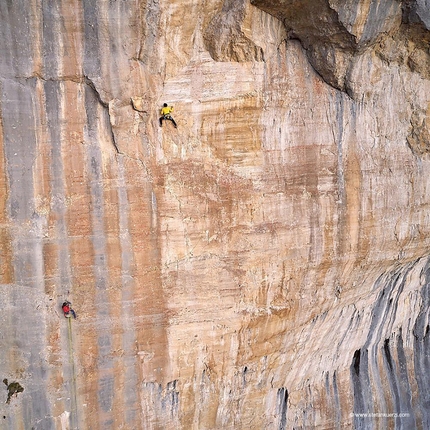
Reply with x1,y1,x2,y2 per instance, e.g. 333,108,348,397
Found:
62,301,77,319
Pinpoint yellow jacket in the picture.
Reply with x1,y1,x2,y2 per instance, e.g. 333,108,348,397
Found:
161,106,173,116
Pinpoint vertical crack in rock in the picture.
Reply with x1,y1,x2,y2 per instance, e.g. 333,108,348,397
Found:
83,76,120,154
81,0,121,155
382,337,403,428
351,348,370,423
242,366,248,387
276,387,288,430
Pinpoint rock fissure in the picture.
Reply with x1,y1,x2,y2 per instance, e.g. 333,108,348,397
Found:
83,76,120,154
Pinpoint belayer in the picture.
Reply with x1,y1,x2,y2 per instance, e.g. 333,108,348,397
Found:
159,103,177,128
62,301,77,319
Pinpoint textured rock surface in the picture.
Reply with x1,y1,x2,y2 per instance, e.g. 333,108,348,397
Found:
1,0,430,429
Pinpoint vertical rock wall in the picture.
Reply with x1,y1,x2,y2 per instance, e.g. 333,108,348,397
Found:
1,0,430,429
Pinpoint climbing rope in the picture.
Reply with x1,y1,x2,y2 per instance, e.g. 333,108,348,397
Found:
67,317,79,429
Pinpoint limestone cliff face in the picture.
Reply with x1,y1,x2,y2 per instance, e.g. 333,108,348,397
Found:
1,1,430,429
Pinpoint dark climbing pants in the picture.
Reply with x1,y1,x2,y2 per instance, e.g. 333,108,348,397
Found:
64,309,77,319
159,115,177,128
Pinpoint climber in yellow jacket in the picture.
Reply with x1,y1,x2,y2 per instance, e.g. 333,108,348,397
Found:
159,103,177,128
